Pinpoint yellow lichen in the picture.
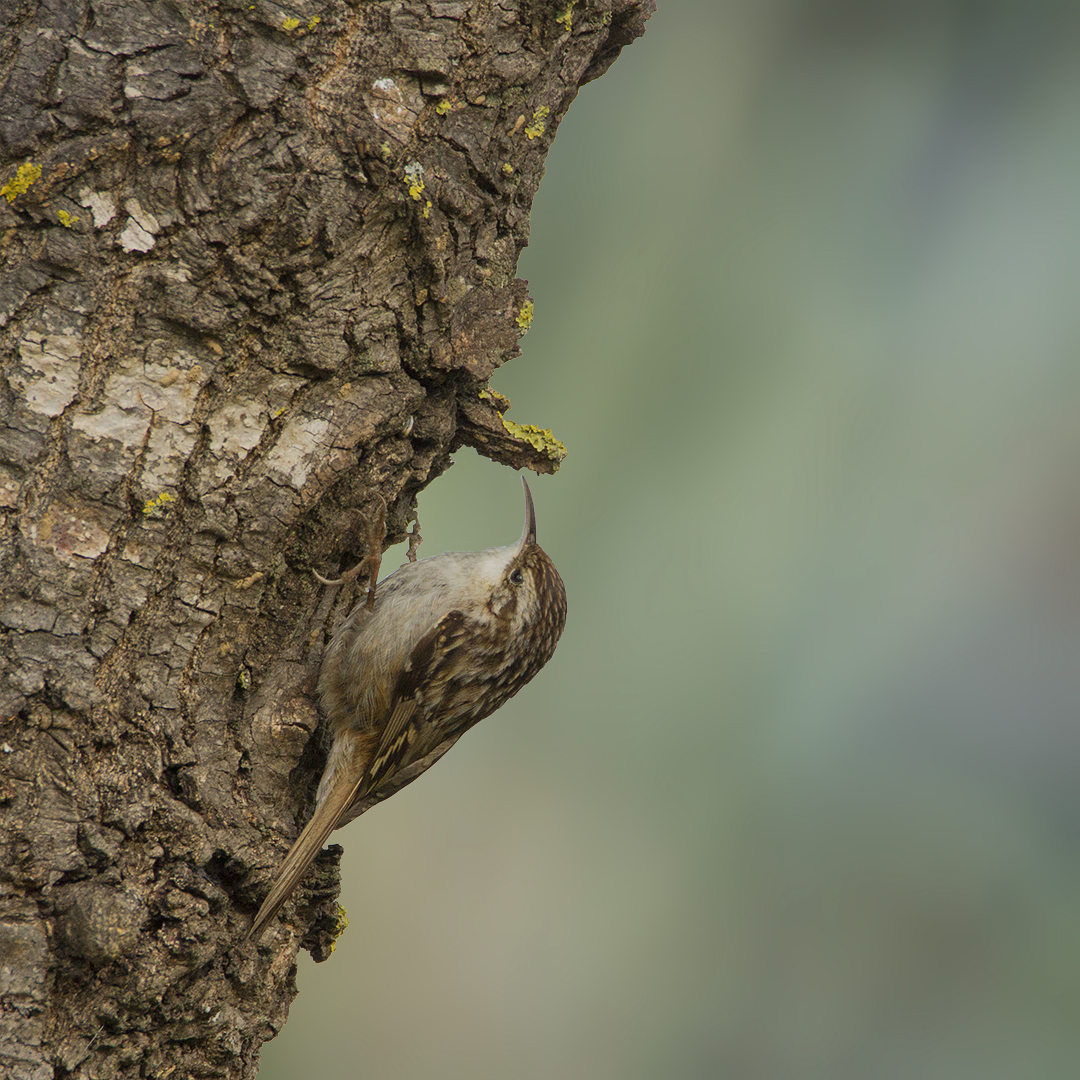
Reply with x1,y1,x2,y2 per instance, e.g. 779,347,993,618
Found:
435,99,452,116
515,300,534,332
307,15,320,30
524,106,549,140
142,491,178,517
501,162,514,176
502,421,567,467
422,200,432,219
57,209,79,228
479,387,512,413
2,161,42,204
282,16,301,31
556,2,574,32
404,162,425,201
328,904,350,953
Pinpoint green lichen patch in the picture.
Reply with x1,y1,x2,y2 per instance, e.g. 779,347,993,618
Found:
502,420,567,469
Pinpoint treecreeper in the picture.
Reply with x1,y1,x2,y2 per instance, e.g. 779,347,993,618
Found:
248,478,567,940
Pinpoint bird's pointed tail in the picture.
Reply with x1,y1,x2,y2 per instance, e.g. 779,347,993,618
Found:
247,763,364,941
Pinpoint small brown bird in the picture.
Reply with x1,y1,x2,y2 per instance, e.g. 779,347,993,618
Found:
248,478,567,939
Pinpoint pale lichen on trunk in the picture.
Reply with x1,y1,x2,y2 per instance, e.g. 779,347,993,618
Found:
0,1,653,1076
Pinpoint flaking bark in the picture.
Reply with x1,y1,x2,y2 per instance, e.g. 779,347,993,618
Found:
0,1,653,1076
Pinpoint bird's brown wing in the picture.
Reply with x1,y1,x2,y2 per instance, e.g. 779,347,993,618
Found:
248,611,476,939
362,609,472,794
362,695,418,796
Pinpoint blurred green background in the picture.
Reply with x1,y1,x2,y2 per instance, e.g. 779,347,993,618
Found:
260,1,1080,1076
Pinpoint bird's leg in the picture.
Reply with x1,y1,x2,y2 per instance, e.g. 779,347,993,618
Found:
405,508,422,564
312,495,388,610
362,495,387,610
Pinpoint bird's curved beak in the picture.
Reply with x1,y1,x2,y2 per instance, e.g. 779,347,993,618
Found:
519,476,537,549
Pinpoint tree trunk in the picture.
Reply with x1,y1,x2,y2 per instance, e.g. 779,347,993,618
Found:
0,1,652,1076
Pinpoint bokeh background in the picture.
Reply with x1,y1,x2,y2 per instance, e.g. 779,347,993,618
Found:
259,2,1080,1076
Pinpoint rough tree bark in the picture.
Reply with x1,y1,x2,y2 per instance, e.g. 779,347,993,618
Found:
0,1,653,1077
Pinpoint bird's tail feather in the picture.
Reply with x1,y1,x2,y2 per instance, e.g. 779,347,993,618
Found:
247,768,364,941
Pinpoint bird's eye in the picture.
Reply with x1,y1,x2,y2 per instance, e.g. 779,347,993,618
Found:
509,568,524,585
